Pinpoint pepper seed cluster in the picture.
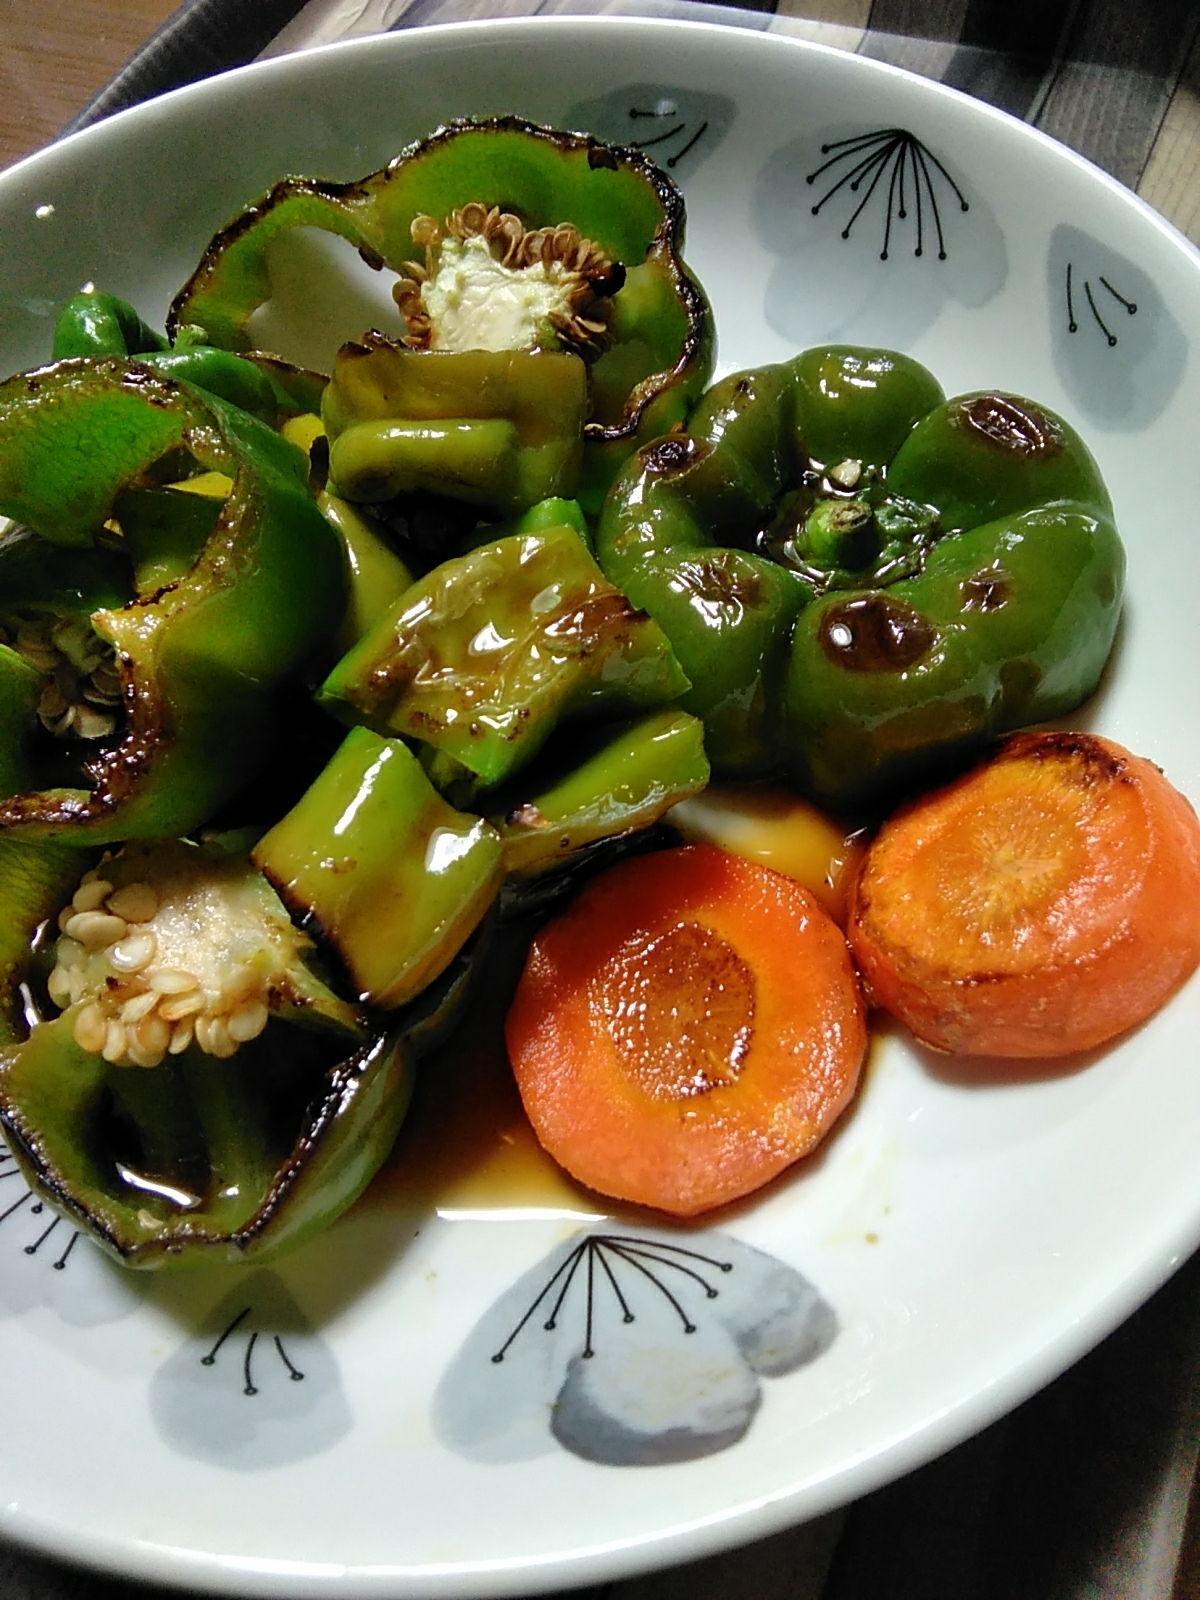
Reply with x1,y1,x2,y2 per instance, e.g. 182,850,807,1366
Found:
49,869,271,1069
2,611,123,740
394,203,618,357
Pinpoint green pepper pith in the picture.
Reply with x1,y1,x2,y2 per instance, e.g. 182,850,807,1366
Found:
596,345,1124,809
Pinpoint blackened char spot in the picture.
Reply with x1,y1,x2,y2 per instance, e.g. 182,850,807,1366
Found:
998,729,1130,786
819,594,936,672
641,435,701,475
960,568,1011,613
588,145,619,170
956,395,1063,458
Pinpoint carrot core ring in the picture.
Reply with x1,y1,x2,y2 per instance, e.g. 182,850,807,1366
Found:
597,922,756,1100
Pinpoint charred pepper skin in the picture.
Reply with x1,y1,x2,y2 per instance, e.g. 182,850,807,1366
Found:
596,346,1124,805
0,831,493,1271
167,117,713,509
0,358,346,842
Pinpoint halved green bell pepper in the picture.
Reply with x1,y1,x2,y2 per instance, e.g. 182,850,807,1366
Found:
0,358,346,842
167,117,713,508
0,830,487,1269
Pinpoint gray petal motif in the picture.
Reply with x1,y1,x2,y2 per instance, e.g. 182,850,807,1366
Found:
564,87,734,181
0,1145,141,1326
755,127,1007,348
434,1228,836,1467
150,1270,351,1470
1049,224,1186,431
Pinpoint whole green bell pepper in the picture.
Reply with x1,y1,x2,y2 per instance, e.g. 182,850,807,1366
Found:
596,345,1124,807
0,358,346,842
167,117,713,510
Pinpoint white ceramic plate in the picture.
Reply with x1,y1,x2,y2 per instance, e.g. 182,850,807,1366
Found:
1,18,1198,1597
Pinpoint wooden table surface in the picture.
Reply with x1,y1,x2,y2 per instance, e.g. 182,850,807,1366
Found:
0,0,182,171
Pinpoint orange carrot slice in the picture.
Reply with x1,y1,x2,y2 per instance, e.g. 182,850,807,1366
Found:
505,844,867,1215
848,731,1200,1057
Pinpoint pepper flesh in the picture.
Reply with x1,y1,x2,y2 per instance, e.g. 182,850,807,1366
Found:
253,727,505,1010
322,338,588,515
488,708,710,877
320,521,690,790
0,359,346,842
52,290,327,429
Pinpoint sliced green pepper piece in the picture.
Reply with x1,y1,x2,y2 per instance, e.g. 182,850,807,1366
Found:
323,340,587,515
320,521,689,788
52,291,169,360
489,708,709,876
53,290,328,428
0,359,346,842
167,117,713,507
321,340,588,515
253,727,504,1009
316,490,415,654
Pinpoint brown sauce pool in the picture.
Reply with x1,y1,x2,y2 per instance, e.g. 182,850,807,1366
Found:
363,929,598,1216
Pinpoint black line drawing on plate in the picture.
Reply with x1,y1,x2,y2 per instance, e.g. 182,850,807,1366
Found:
626,100,710,170
491,1233,732,1363
1065,263,1138,346
564,87,734,181
151,1271,351,1469
755,127,1005,348
806,129,969,260
436,1227,837,1467
200,1303,306,1396
1049,225,1184,430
